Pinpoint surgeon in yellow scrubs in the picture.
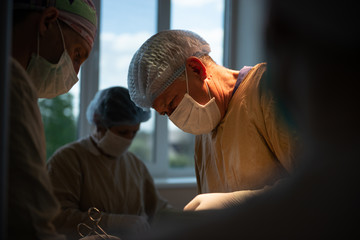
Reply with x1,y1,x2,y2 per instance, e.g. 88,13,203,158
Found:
128,30,297,210
47,87,169,239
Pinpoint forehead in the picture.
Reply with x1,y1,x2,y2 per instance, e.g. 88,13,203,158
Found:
63,24,92,52
152,78,186,106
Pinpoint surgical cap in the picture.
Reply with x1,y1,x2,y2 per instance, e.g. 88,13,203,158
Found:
13,0,97,48
128,30,211,108
86,87,151,128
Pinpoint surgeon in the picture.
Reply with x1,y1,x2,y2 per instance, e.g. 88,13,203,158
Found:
128,30,297,210
8,0,97,239
47,86,169,239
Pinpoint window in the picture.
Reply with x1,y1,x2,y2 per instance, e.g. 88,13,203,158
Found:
99,0,157,164
39,92,77,160
167,0,224,174
39,74,80,160
40,0,227,181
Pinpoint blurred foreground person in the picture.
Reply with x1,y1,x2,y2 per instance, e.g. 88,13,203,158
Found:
129,0,360,239
47,87,169,239
9,0,97,239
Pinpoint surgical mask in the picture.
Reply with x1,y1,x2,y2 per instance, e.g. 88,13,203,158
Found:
26,20,78,98
169,67,221,135
96,130,132,157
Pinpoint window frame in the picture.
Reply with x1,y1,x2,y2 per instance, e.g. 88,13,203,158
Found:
77,0,266,182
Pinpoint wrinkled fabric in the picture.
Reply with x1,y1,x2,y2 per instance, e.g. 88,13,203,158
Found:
7,58,65,239
47,136,168,240
195,63,296,193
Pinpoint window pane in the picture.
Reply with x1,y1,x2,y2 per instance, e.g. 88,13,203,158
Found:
39,89,78,160
128,109,155,164
99,0,157,163
169,0,224,169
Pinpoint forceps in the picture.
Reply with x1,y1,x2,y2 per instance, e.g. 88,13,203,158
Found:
77,207,110,239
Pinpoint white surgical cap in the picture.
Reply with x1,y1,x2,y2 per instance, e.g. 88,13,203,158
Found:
128,30,211,108
86,86,151,127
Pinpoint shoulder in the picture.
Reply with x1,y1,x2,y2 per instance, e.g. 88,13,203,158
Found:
47,137,91,168
244,62,267,88
10,57,38,100
9,58,47,161
232,62,268,102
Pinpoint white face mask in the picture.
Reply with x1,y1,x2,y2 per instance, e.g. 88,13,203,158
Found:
96,130,132,157
169,67,221,135
26,20,78,98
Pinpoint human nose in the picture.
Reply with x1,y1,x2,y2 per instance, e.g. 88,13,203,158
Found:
153,104,168,116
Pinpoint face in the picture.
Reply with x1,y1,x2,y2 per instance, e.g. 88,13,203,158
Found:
109,124,140,140
61,23,91,74
152,68,211,116
152,78,187,116
39,20,91,74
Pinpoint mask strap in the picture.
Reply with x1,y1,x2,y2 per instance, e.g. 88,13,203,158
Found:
205,81,212,100
184,67,189,94
185,65,212,100
56,20,66,51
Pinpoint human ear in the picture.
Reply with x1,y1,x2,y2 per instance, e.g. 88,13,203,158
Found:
38,7,59,36
186,56,207,81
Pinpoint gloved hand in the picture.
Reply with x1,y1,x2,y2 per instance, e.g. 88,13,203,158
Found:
183,190,259,211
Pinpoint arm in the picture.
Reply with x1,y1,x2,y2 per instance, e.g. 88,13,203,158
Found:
47,148,91,238
139,157,171,216
47,149,150,238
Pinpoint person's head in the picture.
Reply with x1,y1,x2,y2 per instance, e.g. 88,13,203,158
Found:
86,86,151,157
12,0,98,98
128,29,225,135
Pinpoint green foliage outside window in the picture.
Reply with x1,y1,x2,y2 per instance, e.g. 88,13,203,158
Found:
38,92,194,168
38,93,77,160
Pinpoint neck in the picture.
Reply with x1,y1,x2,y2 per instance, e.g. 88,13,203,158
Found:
208,65,239,119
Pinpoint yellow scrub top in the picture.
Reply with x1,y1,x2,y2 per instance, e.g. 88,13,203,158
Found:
195,63,295,193
47,136,168,239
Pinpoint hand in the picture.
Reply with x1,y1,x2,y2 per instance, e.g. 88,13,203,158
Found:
184,192,233,211
184,190,258,211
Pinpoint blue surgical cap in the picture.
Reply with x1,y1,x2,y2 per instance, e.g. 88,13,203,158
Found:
86,86,151,127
